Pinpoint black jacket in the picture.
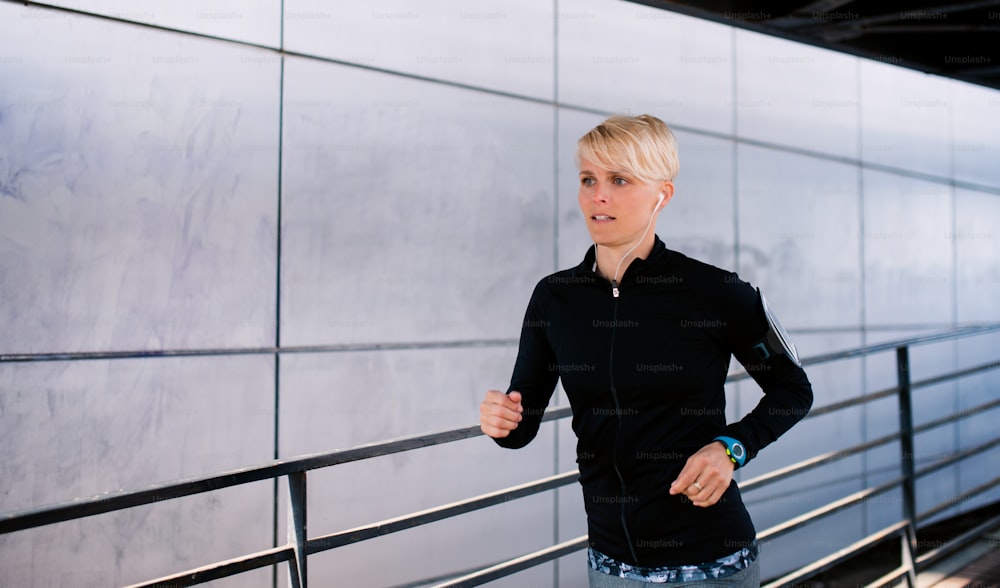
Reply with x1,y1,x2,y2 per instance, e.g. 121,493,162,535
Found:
496,236,813,567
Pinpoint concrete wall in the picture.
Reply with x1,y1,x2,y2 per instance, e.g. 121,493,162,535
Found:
1,0,998,586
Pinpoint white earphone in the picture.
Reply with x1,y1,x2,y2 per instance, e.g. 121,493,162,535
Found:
597,191,668,291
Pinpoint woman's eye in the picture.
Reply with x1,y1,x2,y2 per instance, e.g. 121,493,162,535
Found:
613,177,627,186
581,177,595,187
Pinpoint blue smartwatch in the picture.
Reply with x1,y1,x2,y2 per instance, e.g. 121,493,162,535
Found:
714,436,747,469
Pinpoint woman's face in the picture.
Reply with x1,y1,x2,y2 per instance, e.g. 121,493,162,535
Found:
577,157,665,249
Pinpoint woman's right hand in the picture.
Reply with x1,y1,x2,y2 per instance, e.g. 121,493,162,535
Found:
479,390,523,438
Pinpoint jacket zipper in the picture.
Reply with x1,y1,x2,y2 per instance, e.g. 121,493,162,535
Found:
608,278,639,563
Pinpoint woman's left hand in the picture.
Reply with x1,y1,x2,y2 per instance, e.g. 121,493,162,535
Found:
668,441,735,507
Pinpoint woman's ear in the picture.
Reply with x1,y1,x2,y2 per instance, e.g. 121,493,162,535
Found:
657,182,675,211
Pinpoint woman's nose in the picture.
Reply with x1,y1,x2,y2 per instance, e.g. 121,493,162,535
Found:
591,183,609,203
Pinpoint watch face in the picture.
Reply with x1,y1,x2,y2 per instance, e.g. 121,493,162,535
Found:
731,442,746,460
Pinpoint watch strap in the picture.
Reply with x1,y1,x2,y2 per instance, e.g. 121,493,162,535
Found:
714,436,747,469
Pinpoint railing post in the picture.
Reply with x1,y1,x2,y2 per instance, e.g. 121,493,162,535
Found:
901,523,918,587
288,472,308,588
896,346,918,561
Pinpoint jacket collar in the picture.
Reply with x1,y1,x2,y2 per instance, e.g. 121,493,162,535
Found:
573,235,671,278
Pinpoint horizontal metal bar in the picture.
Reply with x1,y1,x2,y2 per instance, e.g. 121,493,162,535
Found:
797,398,1000,497
799,324,1000,366
803,385,898,419
762,520,910,588
2,363,989,537
917,475,1000,523
740,432,899,492
0,338,519,364
0,346,275,363
757,476,905,542
913,396,1000,435
728,324,1000,382
864,564,910,588
0,406,574,534
539,405,573,423
427,535,589,588
2,354,988,536
123,546,294,588
9,324,991,369
0,469,272,535
801,358,999,421
307,471,580,553
914,437,1000,480
911,359,1000,391
0,425,470,533
0,320,995,585
917,512,1000,571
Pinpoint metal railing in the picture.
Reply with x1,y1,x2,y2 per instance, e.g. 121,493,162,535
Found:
2,323,999,587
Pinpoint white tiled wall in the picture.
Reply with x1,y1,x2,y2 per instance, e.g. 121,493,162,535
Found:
860,59,954,179
2,0,998,586
0,356,275,587
737,144,862,328
29,0,282,46
280,57,555,346
284,0,555,100
862,171,955,326
558,0,734,134
735,29,860,159
0,9,280,354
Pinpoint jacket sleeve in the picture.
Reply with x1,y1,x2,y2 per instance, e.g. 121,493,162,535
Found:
718,274,814,464
494,281,559,450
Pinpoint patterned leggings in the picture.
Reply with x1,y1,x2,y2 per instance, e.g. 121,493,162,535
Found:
588,557,760,587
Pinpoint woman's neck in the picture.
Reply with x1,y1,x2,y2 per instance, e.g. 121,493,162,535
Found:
594,235,656,284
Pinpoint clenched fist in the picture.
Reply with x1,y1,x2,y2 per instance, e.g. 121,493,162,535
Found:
668,441,735,508
480,390,523,439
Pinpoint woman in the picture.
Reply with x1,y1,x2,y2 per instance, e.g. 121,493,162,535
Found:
480,114,813,587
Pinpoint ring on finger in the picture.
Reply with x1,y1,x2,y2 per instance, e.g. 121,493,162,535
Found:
693,481,703,491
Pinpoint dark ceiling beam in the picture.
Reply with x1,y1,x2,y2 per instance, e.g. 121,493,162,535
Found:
959,64,1000,75
829,0,1000,26
912,0,1000,13
876,0,1000,23
794,0,857,11
625,0,1000,91
806,0,1000,41
766,0,860,28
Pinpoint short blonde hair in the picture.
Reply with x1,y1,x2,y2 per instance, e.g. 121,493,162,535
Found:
576,114,679,183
